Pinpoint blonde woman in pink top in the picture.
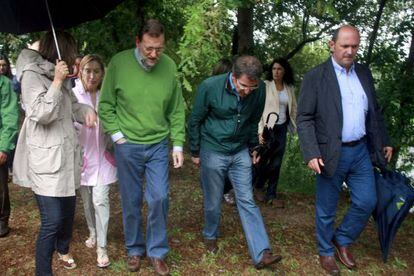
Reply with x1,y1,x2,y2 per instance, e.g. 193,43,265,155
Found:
73,55,117,268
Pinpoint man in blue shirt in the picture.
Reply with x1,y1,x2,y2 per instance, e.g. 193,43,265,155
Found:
297,25,393,275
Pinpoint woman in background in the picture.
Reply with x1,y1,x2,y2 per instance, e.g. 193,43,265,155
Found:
73,54,117,268
254,58,297,208
14,31,96,275
0,54,21,94
0,54,13,79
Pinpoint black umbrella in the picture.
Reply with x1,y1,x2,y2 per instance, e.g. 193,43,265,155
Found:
255,112,280,160
0,0,124,59
372,169,414,262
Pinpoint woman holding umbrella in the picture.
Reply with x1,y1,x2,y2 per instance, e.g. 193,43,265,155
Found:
73,54,117,268
13,31,96,275
255,58,297,207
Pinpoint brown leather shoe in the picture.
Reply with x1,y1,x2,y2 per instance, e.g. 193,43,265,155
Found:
255,249,282,269
319,255,340,275
203,239,218,253
150,257,170,276
333,240,356,269
126,255,141,272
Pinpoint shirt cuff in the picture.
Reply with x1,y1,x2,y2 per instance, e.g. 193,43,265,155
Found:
173,146,183,152
111,132,124,142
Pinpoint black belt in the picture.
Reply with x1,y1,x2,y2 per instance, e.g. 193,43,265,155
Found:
342,136,366,147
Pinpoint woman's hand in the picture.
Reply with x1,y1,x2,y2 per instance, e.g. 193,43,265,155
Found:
54,60,69,82
84,110,97,128
52,60,69,88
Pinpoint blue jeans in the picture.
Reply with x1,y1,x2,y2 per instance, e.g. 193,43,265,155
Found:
35,194,76,276
316,142,376,256
115,139,169,259
200,148,271,264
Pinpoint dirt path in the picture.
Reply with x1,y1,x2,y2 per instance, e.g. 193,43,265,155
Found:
1,162,413,275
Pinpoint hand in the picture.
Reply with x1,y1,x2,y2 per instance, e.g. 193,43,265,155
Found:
258,133,265,144
252,150,260,165
0,152,7,165
84,110,97,128
383,146,393,163
172,151,184,168
191,156,200,167
53,60,69,83
116,137,127,144
308,158,324,174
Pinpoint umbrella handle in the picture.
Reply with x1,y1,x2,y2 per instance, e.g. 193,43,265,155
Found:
66,63,79,79
265,112,279,124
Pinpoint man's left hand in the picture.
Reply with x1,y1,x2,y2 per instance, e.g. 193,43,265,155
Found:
85,110,97,128
0,152,7,165
383,146,393,163
252,150,260,165
172,151,184,168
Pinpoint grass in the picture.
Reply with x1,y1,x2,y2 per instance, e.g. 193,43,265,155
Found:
1,151,414,275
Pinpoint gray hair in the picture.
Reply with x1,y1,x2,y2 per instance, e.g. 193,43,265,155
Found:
232,55,263,81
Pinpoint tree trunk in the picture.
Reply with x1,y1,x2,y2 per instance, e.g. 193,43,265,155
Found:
236,6,254,55
365,0,387,65
136,0,149,27
405,29,414,74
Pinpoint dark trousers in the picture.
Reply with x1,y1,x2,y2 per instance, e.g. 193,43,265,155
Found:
0,163,10,225
254,123,288,200
35,194,76,276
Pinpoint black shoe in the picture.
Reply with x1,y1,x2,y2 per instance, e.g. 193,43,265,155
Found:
0,222,10,238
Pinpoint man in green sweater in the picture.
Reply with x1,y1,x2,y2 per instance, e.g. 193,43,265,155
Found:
99,19,185,275
0,75,19,238
188,56,282,269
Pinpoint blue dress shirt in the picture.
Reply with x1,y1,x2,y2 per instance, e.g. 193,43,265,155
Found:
332,57,368,143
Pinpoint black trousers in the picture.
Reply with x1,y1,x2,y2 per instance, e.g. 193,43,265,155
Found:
0,163,9,225
254,123,288,200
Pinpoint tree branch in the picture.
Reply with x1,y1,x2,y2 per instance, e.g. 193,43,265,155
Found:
365,0,388,65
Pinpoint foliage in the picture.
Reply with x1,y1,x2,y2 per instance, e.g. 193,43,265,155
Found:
0,33,33,63
177,0,232,108
279,135,316,195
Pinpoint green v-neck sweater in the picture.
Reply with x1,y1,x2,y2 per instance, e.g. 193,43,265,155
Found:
99,49,185,146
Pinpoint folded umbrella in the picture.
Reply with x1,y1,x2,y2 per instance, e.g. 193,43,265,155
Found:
373,169,414,262
255,112,279,160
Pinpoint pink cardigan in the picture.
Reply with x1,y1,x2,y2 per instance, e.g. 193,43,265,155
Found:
73,79,117,186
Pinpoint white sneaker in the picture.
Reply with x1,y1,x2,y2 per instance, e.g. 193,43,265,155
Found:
85,235,96,248
97,247,110,268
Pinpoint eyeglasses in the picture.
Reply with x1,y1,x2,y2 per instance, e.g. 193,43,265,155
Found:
236,79,259,91
142,45,165,54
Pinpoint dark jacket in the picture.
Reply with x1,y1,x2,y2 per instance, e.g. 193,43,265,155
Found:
188,73,265,156
297,58,391,177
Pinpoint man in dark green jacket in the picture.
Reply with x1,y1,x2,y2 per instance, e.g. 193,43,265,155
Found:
0,75,19,237
188,55,282,269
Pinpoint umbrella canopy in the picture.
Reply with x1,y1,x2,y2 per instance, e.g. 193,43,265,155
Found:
0,0,124,35
373,169,414,262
